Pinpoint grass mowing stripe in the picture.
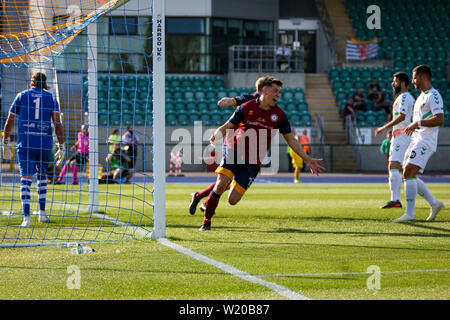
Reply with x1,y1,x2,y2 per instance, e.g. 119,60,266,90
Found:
158,238,311,300
254,269,450,278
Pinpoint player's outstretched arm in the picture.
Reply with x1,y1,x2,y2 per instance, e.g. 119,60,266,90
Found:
217,93,259,108
209,121,235,147
283,132,325,176
217,97,236,107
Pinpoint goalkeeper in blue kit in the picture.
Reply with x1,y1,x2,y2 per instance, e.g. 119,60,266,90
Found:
2,72,65,227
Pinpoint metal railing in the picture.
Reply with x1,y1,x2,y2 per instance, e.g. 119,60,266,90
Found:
312,113,329,169
228,45,304,73
344,114,362,169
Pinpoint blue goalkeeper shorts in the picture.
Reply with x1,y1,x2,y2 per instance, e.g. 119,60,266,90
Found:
17,147,51,176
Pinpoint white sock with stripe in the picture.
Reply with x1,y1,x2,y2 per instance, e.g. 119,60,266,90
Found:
20,178,32,217
404,178,417,218
389,169,402,201
416,177,438,206
36,174,47,213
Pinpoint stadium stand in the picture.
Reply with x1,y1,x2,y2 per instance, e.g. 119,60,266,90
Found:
84,75,313,127
328,0,450,127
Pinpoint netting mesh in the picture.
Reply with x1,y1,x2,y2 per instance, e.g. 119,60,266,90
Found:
0,0,157,247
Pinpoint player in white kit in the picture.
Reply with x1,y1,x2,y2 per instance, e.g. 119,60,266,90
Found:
395,65,445,222
375,72,415,209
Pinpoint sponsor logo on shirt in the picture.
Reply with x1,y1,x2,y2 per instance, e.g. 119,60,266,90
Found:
270,114,278,122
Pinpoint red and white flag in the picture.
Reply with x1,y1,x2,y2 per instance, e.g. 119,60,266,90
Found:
346,38,379,61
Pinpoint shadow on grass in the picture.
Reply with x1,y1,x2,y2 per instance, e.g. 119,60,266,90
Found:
269,227,450,239
0,264,228,276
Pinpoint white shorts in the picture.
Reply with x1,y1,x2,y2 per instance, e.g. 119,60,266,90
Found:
389,134,411,164
403,140,434,173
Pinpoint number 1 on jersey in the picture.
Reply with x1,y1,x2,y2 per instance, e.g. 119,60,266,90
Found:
34,97,40,119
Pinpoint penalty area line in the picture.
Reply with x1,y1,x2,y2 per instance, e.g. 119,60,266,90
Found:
157,238,311,300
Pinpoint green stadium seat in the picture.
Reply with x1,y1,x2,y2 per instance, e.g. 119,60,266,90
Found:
98,113,108,126
195,91,206,100
180,77,192,87
283,91,294,100
206,89,216,100
180,90,192,100
197,100,208,111
211,114,222,125
298,103,308,112
216,89,227,99
203,78,214,87
294,91,304,100
213,79,225,87
191,77,202,87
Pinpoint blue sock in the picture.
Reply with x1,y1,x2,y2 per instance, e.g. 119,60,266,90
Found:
36,174,47,212
20,178,32,217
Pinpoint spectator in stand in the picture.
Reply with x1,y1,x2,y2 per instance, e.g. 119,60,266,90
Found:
368,78,382,101
375,90,390,116
276,42,291,72
343,97,356,122
121,126,139,183
352,87,367,111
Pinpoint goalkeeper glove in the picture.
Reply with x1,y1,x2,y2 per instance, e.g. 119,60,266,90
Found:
2,138,13,160
55,142,66,167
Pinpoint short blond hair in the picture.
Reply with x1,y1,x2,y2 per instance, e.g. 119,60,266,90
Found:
255,76,283,92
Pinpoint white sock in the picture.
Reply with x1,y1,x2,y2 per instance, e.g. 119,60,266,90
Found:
416,178,438,206
389,169,402,201
404,178,417,217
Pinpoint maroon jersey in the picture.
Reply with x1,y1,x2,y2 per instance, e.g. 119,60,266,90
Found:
226,98,291,165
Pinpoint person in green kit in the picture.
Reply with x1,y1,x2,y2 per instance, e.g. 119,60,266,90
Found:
380,130,392,165
107,129,121,153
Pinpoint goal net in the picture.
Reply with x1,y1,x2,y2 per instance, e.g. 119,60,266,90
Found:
0,0,166,247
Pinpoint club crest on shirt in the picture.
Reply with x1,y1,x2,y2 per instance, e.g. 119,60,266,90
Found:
410,151,416,159
270,114,278,122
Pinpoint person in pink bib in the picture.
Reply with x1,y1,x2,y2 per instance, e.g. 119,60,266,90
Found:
56,125,89,185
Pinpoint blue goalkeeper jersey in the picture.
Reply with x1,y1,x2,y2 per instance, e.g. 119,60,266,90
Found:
9,87,59,150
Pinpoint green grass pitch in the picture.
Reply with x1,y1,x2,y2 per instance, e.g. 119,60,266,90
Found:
0,183,449,300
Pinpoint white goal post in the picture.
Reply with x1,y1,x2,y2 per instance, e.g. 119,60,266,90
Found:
151,0,166,239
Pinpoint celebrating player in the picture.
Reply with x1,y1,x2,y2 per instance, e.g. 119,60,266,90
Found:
189,77,265,215
374,72,415,209
395,65,445,222
197,76,325,231
2,72,65,227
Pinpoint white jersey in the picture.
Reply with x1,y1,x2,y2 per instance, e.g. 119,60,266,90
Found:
392,91,415,131
411,88,444,152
